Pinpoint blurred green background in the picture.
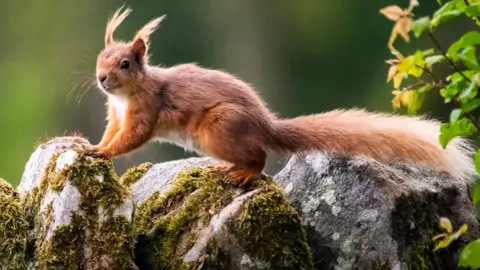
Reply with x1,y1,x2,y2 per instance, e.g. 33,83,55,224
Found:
0,0,470,186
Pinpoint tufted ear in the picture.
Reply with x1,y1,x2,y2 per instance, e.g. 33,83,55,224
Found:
131,15,166,61
132,38,147,62
105,6,132,46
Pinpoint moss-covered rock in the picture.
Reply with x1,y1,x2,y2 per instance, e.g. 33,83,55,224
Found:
120,162,153,187
18,137,137,269
132,161,313,270
0,178,29,269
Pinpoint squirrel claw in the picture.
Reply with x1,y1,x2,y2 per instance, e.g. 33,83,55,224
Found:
84,146,107,158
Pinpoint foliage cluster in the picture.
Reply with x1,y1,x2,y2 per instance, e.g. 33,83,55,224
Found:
380,0,480,268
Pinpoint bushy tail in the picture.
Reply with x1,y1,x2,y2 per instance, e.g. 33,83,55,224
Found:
271,109,476,183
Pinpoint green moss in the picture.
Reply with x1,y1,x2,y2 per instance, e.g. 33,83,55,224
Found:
407,244,430,270
134,168,236,269
0,178,29,269
36,214,85,269
120,162,153,186
23,147,135,269
234,178,313,270
134,168,313,270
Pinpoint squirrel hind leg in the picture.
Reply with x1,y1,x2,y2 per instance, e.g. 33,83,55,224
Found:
196,103,269,186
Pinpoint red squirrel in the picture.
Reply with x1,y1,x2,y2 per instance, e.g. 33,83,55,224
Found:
87,6,475,186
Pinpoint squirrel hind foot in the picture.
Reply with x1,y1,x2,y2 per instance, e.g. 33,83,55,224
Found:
225,167,262,186
207,164,262,186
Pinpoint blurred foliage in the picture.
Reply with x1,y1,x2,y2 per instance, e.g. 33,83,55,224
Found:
0,0,462,186
380,0,480,268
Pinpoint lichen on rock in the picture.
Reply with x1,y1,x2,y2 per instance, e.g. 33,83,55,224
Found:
0,178,28,269
133,162,313,270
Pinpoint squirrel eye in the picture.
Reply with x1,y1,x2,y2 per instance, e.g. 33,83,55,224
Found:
120,60,130,70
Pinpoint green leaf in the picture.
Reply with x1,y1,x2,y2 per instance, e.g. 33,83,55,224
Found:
418,84,433,93
448,70,475,83
458,46,480,70
462,98,480,113
448,31,480,61
460,240,480,269
425,55,446,68
431,1,461,28
450,108,462,123
440,82,461,102
466,3,480,17
434,1,458,17
437,0,443,5
412,17,431,38
456,0,469,12
439,118,478,148
430,10,462,27
473,182,480,205
423,48,435,57
459,73,480,100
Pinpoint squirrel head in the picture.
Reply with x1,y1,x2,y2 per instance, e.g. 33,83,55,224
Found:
96,6,166,95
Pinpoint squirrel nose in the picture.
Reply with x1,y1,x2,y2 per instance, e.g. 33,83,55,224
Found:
98,75,107,83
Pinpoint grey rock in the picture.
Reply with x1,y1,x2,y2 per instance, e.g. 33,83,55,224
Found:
275,152,480,270
132,156,220,203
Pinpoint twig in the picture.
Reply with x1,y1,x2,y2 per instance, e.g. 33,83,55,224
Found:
417,64,442,84
427,30,471,82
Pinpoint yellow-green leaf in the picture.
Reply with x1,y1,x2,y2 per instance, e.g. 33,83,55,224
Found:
439,217,453,233
393,72,405,89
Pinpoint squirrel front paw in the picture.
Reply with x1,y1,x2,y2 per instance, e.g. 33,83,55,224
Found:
84,145,108,158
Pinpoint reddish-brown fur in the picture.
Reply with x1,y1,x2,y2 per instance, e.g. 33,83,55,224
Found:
88,7,476,186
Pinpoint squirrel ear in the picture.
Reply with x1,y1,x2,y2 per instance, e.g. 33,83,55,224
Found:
132,38,147,62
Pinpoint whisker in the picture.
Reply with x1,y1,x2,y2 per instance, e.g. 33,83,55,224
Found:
66,78,83,104
78,79,98,105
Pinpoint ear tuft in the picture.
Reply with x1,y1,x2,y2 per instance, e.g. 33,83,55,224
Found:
105,6,132,46
132,38,147,62
133,15,166,46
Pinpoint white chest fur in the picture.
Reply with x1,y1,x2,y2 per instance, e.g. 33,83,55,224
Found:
108,94,128,123
156,131,204,155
